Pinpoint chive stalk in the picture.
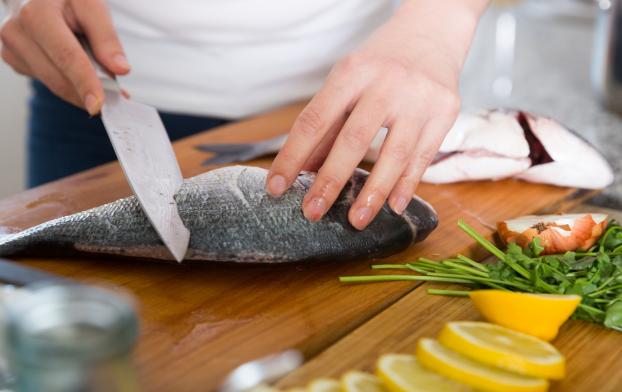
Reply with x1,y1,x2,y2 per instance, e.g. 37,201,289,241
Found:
427,289,471,297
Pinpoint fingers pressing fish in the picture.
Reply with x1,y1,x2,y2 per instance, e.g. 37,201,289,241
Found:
197,109,614,190
0,166,438,262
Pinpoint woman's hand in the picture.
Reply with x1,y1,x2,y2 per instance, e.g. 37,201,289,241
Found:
0,0,129,114
267,0,488,230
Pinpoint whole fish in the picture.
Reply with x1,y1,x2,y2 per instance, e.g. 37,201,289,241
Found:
198,109,614,189
0,166,437,263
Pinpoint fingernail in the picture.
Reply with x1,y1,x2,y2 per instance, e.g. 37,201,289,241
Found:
267,175,287,196
84,94,100,116
353,206,372,230
114,54,130,70
304,196,326,221
391,196,409,215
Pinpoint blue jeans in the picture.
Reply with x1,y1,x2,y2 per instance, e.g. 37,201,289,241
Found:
27,80,229,187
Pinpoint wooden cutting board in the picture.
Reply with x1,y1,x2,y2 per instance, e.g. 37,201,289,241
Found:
276,206,622,392
0,102,595,391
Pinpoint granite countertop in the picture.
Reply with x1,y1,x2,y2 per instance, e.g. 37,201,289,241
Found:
460,3,621,209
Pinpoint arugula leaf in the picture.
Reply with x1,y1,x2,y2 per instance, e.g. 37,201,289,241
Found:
600,221,622,251
565,279,598,296
529,237,545,257
605,301,622,331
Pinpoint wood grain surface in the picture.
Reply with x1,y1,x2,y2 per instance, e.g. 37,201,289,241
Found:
276,207,622,392
0,102,595,391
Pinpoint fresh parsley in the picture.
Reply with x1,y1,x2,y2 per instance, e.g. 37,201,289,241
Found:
340,219,622,331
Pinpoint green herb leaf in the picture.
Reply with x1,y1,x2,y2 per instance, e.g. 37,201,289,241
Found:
605,301,622,331
339,218,622,332
529,237,544,257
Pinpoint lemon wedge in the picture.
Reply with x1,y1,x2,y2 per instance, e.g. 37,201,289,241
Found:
308,378,342,392
341,371,386,392
376,353,473,392
439,321,565,379
417,338,548,392
469,290,581,341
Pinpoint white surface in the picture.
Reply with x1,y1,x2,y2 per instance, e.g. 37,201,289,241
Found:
0,7,28,198
107,0,395,118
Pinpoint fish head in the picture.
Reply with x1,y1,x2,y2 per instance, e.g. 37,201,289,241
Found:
339,169,439,244
517,111,614,189
402,194,439,243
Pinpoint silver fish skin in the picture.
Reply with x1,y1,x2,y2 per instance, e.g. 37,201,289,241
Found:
0,166,438,263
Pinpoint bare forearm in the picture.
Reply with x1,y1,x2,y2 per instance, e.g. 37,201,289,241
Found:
268,0,489,229
374,0,489,77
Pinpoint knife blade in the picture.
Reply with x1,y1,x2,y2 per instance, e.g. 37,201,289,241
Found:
79,37,190,262
0,258,73,286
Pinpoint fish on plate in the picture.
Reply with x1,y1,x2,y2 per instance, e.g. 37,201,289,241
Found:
0,166,438,262
197,109,614,189
497,213,608,255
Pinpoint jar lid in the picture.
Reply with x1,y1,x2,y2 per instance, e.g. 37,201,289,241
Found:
5,283,139,366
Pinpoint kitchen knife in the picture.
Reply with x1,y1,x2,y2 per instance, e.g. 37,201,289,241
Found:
218,350,303,392
0,258,73,286
79,37,190,262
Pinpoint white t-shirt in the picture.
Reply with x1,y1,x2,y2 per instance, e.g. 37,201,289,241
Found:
106,1,396,119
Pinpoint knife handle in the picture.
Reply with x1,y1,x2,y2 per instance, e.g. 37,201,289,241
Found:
77,34,121,93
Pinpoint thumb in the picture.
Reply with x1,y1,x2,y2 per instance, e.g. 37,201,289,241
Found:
71,0,130,76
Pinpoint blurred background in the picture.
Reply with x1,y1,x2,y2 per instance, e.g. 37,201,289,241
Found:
0,6,28,198
0,1,619,203
460,0,621,208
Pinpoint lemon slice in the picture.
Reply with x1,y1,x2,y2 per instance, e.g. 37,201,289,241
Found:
469,290,580,341
439,321,565,380
376,353,473,392
417,338,548,392
341,371,386,392
308,378,342,392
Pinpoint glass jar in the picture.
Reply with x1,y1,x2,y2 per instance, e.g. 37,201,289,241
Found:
2,284,139,392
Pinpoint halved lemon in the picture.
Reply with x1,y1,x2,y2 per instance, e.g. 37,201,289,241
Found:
469,290,580,341
416,338,548,392
376,353,473,392
307,378,342,392
439,321,565,379
341,371,386,392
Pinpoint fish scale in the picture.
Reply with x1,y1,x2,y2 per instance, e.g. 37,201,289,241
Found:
0,166,438,263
